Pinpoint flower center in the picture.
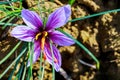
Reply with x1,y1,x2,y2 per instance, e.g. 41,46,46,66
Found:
35,31,48,50
35,31,58,63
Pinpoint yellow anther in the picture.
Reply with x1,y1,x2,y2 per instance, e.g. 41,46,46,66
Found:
35,33,42,40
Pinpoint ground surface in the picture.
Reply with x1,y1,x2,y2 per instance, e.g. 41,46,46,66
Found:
0,0,120,80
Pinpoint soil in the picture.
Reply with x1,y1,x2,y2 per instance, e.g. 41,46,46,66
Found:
1,0,120,80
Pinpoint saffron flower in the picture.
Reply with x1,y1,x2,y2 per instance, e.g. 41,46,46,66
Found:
11,5,74,71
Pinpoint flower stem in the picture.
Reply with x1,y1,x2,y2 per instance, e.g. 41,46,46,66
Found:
59,68,72,80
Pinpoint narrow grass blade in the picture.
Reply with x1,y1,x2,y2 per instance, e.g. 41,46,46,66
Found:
6,0,14,11
0,48,27,79
50,42,55,80
28,42,33,79
8,56,20,80
0,12,20,23
0,0,18,5
39,50,43,80
21,64,27,80
50,0,54,2
7,10,21,16
0,5,19,10
17,63,24,80
8,42,28,80
19,0,23,10
26,42,34,80
69,8,120,22
0,41,22,65
0,15,13,23
57,28,100,69
26,67,30,80
40,61,45,80
69,0,75,5
2,16,16,29
26,67,33,80
16,47,28,80
0,22,19,26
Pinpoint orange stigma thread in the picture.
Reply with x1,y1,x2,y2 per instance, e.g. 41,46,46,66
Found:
43,52,58,63
54,57,58,63
43,53,47,60
41,31,48,50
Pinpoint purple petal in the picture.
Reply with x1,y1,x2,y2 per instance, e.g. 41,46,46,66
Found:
11,26,35,42
28,41,41,66
46,5,71,31
22,9,43,30
33,40,41,62
44,42,61,72
49,31,75,46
